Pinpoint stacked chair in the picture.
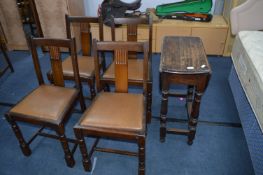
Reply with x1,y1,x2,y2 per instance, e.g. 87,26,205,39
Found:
6,14,151,175
5,37,86,167
47,15,104,100
72,15,151,175
105,16,153,123
74,40,148,175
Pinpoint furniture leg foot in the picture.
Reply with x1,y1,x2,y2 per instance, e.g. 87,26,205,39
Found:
56,127,75,168
20,144,32,156
187,140,193,145
146,82,152,123
5,114,32,156
138,137,145,175
74,128,92,171
160,127,166,143
65,155,75,168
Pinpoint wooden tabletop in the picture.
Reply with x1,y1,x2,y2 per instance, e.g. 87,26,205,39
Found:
160,36,211,74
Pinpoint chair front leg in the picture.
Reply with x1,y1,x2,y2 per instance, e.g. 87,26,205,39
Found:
5,114,31,156
46,71,53,84
138,136,145,175
146,82,152,123
78,90,86,112
74,128,92,171
87,78,96,100
56,126,75,167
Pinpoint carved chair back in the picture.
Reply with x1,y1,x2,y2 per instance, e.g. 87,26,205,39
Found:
30,37,82,89
93,40,149,93
65,15,104,56
110,16,152,59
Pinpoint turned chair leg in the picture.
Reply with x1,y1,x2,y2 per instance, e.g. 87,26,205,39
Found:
146,82,152,123
187,85,194,102
103,83,110,92
56,127,75,167
160,89,168,143
74,128,92,171
138,136,145,175
78,90,86,112
5,114,31,156
87,78,96,100
187,87,203,145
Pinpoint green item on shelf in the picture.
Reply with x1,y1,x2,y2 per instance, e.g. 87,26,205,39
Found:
156,0,213,17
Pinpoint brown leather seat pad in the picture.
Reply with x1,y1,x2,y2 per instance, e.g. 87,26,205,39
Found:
103,59,150,81
10,85,78,122
79,92,145,132
62,55,94,78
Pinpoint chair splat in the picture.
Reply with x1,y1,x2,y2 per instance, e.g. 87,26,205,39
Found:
115,48,128,93
49,46,65,87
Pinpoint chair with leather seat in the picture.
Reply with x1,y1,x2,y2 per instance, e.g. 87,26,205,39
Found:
102,15,153,123
5,37,86,167
48,15,104,100
74,40,148,175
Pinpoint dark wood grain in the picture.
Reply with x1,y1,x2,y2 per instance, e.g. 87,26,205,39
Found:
5,37,86,168
74,40,148,175
49,46,64,87
160,36,210,74
108,16,153,123
160,36,211,145
115,49,128,93
48,14,105,100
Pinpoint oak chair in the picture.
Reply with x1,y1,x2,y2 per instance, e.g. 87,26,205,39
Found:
48,15,104,100
74,40,148,175
5,37,86,167
103,15,153,123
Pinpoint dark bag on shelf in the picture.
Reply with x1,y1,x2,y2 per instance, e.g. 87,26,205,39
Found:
101,0,141,26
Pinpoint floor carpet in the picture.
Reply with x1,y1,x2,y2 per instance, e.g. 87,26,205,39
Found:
0,51,254,175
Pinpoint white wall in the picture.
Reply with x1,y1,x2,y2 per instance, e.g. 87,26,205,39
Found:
84,0,218,17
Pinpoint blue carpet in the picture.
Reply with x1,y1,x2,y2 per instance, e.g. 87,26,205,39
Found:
151,54,240,123
0,51,254,175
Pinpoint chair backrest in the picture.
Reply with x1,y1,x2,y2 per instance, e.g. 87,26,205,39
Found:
93,40,149,93
110,16,153,58
65,15,104,56
30,37,81,89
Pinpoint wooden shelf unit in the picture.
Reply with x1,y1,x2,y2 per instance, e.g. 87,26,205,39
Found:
91,15,229,56
90,23,156,52
155,15,228,55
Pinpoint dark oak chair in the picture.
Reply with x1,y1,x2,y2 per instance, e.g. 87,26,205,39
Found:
74,40,148,175
48,15,104,100
102,16,153,123
5,37,86,167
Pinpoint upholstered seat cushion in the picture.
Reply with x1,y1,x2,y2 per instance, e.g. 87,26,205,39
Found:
79,92,145,132
62,55,94,78
103,59,150,81
10,85,78,123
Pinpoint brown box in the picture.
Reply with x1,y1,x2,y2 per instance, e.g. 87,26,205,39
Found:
154,16,228,55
